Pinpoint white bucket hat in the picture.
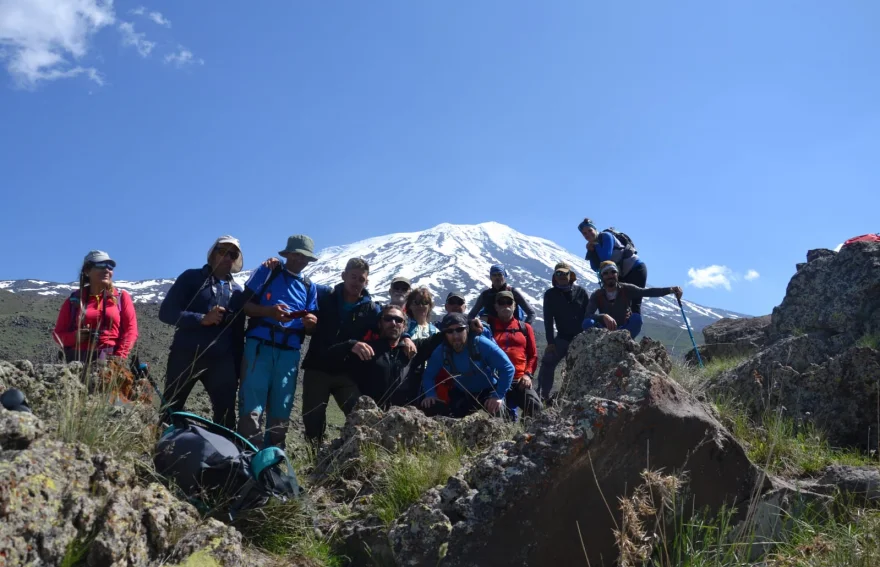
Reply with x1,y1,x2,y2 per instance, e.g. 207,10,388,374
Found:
83,250,116,268
208,235,244,273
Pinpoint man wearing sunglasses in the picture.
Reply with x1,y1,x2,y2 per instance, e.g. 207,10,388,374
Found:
420,312,515,418
159,235,246,429
538,262,590,402
488,291,542,418
328,305,428,410
388,276,411,308
468,264,536,325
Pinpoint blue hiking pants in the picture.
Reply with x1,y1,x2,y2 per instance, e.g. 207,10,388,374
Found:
584,312,643,339
238,338,300,449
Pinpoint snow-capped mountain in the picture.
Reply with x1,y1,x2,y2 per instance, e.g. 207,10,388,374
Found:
0,222,742,331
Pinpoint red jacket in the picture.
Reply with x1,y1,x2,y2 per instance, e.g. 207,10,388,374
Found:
53,287,138,359
490,317,537,380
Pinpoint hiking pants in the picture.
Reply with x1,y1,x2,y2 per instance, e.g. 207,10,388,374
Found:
448,387,505,419
536,337,572,401
162,348,238,429
302,368,361,445
238,338,300,449
586,313,644,339
622,263,648,314
505,381,543,418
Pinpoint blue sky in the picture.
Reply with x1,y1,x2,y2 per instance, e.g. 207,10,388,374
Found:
1,1,877,316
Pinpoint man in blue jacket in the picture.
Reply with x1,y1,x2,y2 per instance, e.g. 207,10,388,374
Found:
238,235,320,448
159,235,246,428
420,312,515,418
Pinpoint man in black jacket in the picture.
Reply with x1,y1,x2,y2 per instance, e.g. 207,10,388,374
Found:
537,262,589,402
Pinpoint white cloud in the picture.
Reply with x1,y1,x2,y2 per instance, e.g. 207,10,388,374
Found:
131,6,145,16
0,0,114,87
744,269,760,281
164,47,203,67
118,21,154,57
687,265,734,291
148,11,170,28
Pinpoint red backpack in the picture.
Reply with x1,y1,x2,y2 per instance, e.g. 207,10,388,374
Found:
843,234,880,247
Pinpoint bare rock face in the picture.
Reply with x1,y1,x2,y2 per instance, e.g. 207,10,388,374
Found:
770,242,880,343
0,407,245,566
389,329,768,567
687,315,772,364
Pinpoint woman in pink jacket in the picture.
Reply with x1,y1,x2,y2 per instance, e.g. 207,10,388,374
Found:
53,250,138,363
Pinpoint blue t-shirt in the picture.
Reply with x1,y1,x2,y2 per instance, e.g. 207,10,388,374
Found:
244,265,318,349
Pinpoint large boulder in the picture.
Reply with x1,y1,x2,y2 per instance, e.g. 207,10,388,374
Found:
389,330,768,567
687,315,771,364
770,241,880,343
0,407,246,566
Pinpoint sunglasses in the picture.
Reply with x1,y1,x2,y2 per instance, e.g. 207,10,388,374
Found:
391,284,411,292
382,315,406,325
444,326,467,335
447,298,464,306
554,270,570,278
91,262,114,271
215,247,240,261
412,300,431,307
496,299,514,306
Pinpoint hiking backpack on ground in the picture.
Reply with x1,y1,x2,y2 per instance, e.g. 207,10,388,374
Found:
153,412,300,520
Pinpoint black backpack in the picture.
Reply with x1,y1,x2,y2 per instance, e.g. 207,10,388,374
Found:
154,412,301,520
603,227,638,257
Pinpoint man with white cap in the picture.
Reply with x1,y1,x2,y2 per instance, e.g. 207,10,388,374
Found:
388,276,411,308
238,234,320,448
159,235,246,428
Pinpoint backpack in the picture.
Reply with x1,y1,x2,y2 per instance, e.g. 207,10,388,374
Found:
603,227,638,257
154,412,301,520
246,265,314,344
494,320,533,359
843,234,880,247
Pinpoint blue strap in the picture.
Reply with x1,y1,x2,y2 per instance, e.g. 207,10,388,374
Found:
168,411,259,453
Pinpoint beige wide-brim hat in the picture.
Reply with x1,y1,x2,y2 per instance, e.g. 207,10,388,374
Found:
208,235,244,273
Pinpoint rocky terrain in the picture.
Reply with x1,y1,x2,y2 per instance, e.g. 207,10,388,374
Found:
1,240,878,566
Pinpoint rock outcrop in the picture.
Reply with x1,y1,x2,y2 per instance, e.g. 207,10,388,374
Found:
687,315,771,364
389,330,769,566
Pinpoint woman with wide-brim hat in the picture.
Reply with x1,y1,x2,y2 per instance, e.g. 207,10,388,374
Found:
53,250,139,363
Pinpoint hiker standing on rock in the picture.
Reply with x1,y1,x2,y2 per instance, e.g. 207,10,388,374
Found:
468,264,536,324
487,291,542,418
53,250,138,364
583,261,682,339
158,236,246,429
421,312,515,418
537,261,589,402
579,218,648,314
301,258,417,446
238,235,320,448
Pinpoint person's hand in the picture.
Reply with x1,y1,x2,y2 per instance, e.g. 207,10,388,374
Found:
351,342,375,361
671,286,683,301
470,318,484,334
302,313,318,332
484,397,503,415
421,396,438,409
201,306,226,326
268,304,292,322
587,240,596,251
602,314,618,331
401,337,417,359
262,257,282,270
519,375,533,390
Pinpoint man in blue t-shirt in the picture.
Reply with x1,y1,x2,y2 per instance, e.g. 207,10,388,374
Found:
238,234,319,448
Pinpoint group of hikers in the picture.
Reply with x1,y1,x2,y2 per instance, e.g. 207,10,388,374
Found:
52,218,683,450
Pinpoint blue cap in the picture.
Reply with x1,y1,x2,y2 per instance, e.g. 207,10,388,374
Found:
489,264,506,277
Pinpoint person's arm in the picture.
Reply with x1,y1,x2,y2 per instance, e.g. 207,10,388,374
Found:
543,291,555,346
421,348,444,398
411,333,443,368
525,324,538,375
482,339,515,399
512,288,536,324
158,272,204,328
467,292,484,320
327,339,360,360
582,291,600,330
53,299,78,348
624,284,682,300
114,291,138,359
595,232,614,262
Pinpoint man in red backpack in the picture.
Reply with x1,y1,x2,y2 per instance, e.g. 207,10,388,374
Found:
488,291,541,417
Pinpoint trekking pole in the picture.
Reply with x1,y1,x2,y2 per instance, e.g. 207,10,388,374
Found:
677,298,704,368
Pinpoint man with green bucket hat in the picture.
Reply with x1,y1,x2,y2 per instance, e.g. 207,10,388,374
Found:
238,234,320,448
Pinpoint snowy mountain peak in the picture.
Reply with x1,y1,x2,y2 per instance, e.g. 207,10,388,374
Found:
0,222,742,331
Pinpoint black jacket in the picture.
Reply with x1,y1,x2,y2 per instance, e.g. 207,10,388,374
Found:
542,284,589,345
302,283,380,372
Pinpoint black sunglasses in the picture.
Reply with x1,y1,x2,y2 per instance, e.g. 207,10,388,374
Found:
382,315,406,325
215,247,240,260
447,298,464,306
412,300,431,307
444,326,467,335
391,283,411,292
91,262,114,270
496,299,514,306
554,270,570,278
